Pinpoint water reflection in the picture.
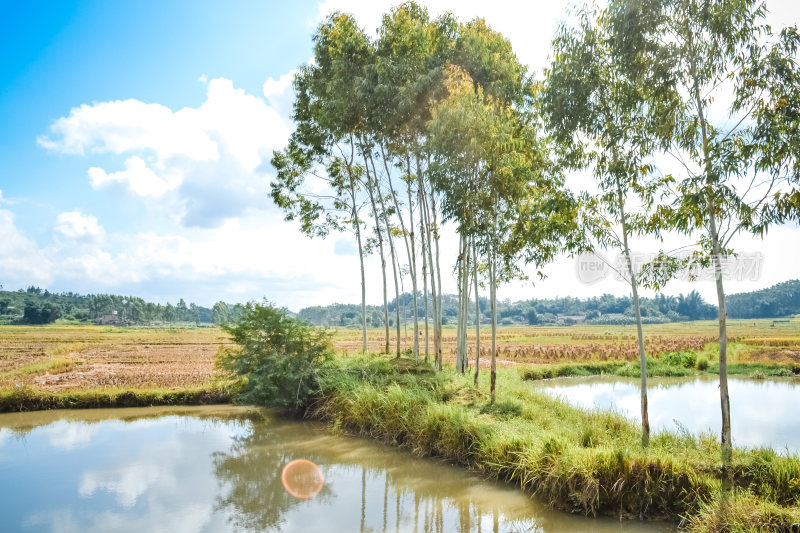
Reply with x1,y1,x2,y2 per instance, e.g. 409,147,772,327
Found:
0,406,673,533
532,376,800,453
211,411,671,532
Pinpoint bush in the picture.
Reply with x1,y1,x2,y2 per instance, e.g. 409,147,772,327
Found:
696,357,709,371
661,350,697,368
217,302,333,410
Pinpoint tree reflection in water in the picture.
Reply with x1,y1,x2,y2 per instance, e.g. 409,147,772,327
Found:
213,419,333,532
212,414,549,533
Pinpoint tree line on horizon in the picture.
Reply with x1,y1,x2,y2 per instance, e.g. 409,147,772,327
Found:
4,279,799,327
0,286,245,326
298,280,800,327
270,0,800,479
3,279,798,327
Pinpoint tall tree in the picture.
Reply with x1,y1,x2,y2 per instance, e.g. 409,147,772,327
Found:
271,13,375,353
542,4,673,447
609,0,800,484
428,64,576,400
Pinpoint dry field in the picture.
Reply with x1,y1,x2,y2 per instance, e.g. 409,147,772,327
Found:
333,317,800,367
0,326,233,392
1,317,798,392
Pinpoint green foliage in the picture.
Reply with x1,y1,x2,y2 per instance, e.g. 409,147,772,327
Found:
661,350,697,369
727,280,800,319
22,301,61,324
218,302,334,410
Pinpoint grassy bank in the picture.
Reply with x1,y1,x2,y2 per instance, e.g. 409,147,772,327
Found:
520,348,800,381
0,385,231,412
311,354,800,532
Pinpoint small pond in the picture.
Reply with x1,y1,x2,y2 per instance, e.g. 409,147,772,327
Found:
531,375,800,453
0,406,674,533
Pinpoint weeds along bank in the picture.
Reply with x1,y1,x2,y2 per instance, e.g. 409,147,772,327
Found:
0,385,231,412
310,355,800,532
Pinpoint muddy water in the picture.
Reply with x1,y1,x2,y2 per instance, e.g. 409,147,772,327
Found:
0,406,673,533
532,376,800,453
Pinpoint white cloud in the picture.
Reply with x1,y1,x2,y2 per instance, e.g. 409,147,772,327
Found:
43,421,98,451
54,211,105,242
38,99,218,161
0,209,53,287
88,156,176,197
39,77,293,228
80,462,163,507
263,69,297,119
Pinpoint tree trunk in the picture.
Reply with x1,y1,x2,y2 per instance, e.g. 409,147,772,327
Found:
489,243,497,403
710,214,732,490
352,184,368,354
384,147,419,360
456,233,469,373
692,66,733,489
361,148,390,354
473,238,480,386
617,181,650,447
371,153,402,358
421,200,430,362
461,234,470,373
407,176,420,362
456,233,464,372
420,180,440,370
386,217,402,358
432,194,444,371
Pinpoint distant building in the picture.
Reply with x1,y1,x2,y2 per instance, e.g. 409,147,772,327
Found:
556,314,586,325
96,310,122,325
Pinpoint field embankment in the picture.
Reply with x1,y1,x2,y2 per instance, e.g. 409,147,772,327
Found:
312,355,800,531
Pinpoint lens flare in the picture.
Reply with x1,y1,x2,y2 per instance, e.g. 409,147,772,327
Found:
281,459,324,499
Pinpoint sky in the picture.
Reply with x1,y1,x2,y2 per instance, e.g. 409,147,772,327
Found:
1,0,798,311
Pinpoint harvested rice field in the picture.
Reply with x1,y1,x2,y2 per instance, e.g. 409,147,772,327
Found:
2,317,798,394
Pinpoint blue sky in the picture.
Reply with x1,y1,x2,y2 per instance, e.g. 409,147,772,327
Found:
1,0,799,310
1,0,314,236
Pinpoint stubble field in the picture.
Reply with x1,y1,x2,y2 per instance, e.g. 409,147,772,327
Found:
1,317,798,395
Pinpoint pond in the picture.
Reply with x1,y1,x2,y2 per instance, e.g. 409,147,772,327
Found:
0,406,674,533
531,376,800,454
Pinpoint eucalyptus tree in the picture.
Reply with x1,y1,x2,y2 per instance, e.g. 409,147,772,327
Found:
370,3,457,362
270,13,376,353
607,0,800,482
542,5,673,447
428,67,496,384
428,65,575,400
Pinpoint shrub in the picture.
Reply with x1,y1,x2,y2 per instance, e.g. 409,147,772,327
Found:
696,357,710,371
217,302,333,410
661,350,697,368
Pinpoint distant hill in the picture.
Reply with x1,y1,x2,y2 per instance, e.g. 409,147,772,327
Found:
726,280,800,319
